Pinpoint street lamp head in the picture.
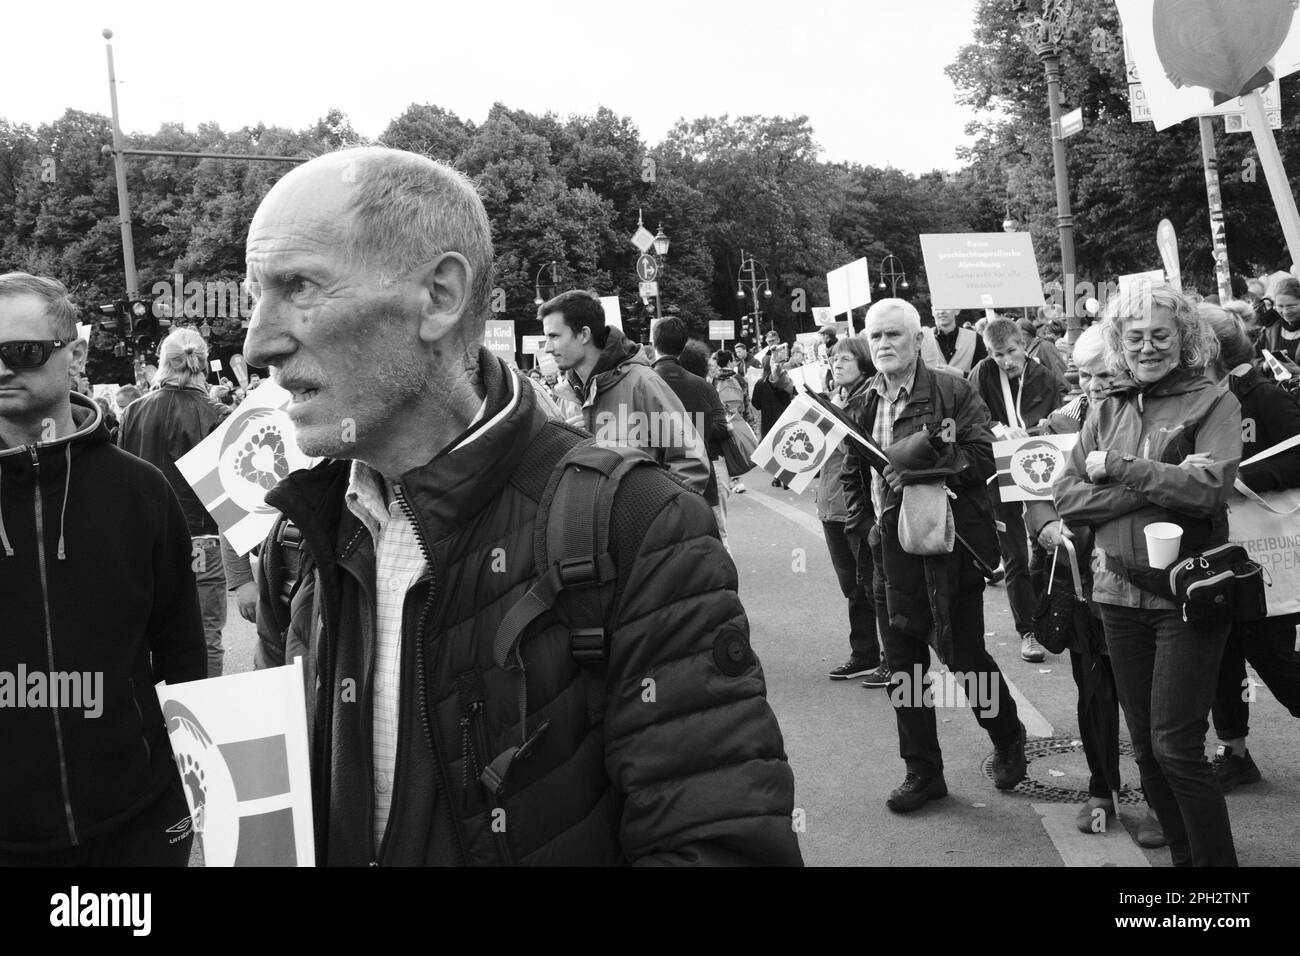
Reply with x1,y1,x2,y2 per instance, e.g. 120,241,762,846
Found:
900,278,910,291
1002,217,1019,233
763,287,772,299
102,28,113,39
534,295,544,306
877,280,887,291
736,287,746,299
653,224,669,257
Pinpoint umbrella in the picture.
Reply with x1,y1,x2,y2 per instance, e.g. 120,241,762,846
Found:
1037,531,1123,811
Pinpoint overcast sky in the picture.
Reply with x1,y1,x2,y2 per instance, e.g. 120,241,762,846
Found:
7,0,989,174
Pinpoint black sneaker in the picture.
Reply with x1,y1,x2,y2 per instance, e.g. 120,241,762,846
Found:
828,659,873,681
886,772,948,813
991,722,1027,790
1212,745,1262,792
859,663,892,688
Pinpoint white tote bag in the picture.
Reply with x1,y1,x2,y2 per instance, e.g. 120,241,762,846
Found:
1227,434,1300,617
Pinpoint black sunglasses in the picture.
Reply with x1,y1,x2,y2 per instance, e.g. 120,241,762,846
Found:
0,339,70,369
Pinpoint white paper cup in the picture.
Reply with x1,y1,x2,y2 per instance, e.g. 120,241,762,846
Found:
1144,522,1183,570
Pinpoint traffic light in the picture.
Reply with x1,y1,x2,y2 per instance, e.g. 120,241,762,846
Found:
96,301,128,334
128,298,157,339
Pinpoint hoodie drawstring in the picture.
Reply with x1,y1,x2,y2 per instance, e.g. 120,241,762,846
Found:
0,470,12,557
56,443,70,560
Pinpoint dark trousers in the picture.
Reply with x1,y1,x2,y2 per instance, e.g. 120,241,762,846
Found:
824,521,881,666
991,494,1038,636
870,525,1020,777
0,778,193,866
1069,646,1120,799
1212,615,1300,740
1100,604,1237,867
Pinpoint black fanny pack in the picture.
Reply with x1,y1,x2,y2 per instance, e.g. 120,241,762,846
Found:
1112,544,1267,626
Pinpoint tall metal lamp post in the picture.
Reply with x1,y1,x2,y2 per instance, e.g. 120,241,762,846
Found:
1023,0,1080,343
736,249,772,340
877,254,910,297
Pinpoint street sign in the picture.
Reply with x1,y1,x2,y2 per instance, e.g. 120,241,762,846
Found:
1060,107,1084,138
638,280,659,299
631,225,655,253
635,253,659,282
709,320,733,341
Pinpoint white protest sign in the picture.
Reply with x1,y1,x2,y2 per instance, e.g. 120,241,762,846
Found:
827,258,872,319
812,307,836,326
176,379,319,555
1116,0,1300,131
521,334,547,356
993,434,1079,503
76,322,92,344
920,233,1046,310
599,295,623,332
484,319,516,366
157,658,314,866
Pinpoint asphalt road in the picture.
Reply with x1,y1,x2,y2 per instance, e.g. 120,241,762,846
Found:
211,478,1300,867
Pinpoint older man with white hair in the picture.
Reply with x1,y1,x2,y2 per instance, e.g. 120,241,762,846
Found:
244,146,800,866
842,298,1026,813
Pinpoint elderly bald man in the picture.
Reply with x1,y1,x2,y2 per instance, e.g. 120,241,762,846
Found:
242,147,800,867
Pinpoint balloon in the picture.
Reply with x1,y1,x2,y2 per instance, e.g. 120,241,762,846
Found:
1153,0,1299,102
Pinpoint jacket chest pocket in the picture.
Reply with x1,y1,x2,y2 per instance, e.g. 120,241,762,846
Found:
453,669,516,864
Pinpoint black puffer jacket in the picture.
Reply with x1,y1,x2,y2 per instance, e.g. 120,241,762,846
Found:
257,351,801,866
0,394,205,851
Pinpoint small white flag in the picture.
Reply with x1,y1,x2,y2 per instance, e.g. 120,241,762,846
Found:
157,658,314,866
750,392,850,493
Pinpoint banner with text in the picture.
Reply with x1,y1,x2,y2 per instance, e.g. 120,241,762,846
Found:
920,233,1046,310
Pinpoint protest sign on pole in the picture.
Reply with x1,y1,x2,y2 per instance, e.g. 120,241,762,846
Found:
176,380,319,555
229,354,249,388
1156,219,1181,291
826,259,872,322
993,434,1078,503
599,295,623,333
1117,0,1300,258
919,233,1045,311
750,391,851,494
157,657,314,866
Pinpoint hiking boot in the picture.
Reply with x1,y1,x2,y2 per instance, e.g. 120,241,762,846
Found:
771,477,783,488
1076,796,1116,833
1020,633,1047,662
859,663,892,688
828,658,873,681
991,722,1027,790
1212,745,1263,793
1137,808,1166,848
886,772,948,813
731,480,746,494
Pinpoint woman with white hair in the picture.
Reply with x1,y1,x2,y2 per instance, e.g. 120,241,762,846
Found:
1052,286,1242,866
119,328,229,677
1201,303,1300,794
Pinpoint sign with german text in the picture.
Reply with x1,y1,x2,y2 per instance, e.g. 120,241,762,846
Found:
484,320,516,366
919,233,1046,310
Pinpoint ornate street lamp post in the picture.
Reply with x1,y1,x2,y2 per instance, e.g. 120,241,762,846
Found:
876,254,910,297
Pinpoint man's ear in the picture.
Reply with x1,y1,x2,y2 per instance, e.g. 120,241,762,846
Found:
67,339,89,377
411,252,473,343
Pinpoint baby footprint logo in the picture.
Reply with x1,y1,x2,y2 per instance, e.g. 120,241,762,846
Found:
162,699,241,867
1011,440,1065,496
773,421,826,474
217,406,313,515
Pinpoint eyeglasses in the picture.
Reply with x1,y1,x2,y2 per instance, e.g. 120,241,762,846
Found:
0,339,69,369
1121,331,1177,352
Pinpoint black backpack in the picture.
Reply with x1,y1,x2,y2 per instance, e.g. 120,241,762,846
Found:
259,434,661,791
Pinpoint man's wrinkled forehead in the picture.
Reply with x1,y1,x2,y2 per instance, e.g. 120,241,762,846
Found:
247,164,357,259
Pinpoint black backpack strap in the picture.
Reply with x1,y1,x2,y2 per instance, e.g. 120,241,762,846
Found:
261,512,305,643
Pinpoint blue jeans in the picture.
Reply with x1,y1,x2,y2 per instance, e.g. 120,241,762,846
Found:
194,536,227,678
1100,604,1237,867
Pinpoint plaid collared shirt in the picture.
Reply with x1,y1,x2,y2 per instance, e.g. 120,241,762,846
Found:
868,367,915,518
344,394,496,853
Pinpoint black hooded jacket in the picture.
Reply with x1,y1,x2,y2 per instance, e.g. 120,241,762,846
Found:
0,393,206,851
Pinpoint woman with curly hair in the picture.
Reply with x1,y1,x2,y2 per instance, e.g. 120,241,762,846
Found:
1053,285,1243,866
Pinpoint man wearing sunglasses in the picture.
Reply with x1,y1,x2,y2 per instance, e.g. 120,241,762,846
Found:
0,273,206,865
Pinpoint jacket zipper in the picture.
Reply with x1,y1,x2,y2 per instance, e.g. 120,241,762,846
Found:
30,447,78,846
457,674,514,864
392,482,469,866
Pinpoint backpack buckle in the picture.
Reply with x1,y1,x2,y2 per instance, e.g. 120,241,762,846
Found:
557,555,601,589
570,628,608,666
276,521,302,550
